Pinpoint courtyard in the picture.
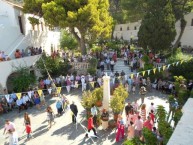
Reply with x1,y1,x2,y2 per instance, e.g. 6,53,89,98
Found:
0,88,169,145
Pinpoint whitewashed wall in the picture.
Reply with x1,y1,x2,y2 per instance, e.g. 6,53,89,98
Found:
113,12,193,47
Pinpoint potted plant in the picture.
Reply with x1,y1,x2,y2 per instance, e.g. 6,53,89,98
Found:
81,91,96,118
108,119,116,129
110,95,125,121
92,87,103,107
110,85,129,121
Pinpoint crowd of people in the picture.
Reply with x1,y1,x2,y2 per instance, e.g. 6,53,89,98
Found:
14,46,43,59
0,46,43,62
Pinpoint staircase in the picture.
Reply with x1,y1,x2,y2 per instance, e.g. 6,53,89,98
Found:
104,58,136,76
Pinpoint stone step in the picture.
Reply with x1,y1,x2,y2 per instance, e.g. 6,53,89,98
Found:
103,59,136,75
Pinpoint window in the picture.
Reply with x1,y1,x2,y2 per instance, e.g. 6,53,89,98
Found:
134,26,137,30
18,16,24,34
127,26,130,30
191,19,193,26
120,27,122,31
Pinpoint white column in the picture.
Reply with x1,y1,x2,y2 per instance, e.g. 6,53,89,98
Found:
102,74,110,111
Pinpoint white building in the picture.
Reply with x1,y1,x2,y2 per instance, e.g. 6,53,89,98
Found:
113,12,193,47
167,98,193,145
0,0,61,91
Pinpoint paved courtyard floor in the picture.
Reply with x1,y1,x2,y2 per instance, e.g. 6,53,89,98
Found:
0,88,169,145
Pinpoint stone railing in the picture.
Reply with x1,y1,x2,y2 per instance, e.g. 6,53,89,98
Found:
71,62,89,70
70,62,89,74
153,62,165,68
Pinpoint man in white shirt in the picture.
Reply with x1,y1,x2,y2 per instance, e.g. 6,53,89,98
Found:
134,116,143,137
81,75,86,92
21,96,28,110
16,98,22,113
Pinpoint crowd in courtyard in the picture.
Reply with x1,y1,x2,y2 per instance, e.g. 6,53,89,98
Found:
1,45,193,145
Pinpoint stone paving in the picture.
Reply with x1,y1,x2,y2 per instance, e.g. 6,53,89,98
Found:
0,88,169,145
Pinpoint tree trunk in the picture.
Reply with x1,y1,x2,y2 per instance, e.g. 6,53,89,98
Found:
80,36,86,55
69,27,86,55
173,18,187,49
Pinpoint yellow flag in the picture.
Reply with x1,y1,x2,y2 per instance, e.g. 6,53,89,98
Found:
142,71,145,76
153,68,156,74
38,90,43,96
57,87,62,94
90,82,94,88
180,60,184,65
16,93,22,99
163,65,166,71
130,74,134,79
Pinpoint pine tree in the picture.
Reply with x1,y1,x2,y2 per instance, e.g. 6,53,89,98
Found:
138,0,176,53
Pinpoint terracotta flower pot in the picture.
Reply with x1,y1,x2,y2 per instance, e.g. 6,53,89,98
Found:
95,100,102,107
114,113,119,121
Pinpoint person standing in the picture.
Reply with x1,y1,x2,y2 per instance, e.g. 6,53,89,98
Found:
140,104,147,122
23,122,32,141
125,102,133,117
101,109,109,130
134,116,143,138
91,104,98,125
85,115,98,138
24,112,31,126
139,86,147,105
127,121,135,140
143,116,153,131
3,119,16,145
70,101,78,124
116,115,125,142
56,100,63,116
110,59,115,72
46,106,55,129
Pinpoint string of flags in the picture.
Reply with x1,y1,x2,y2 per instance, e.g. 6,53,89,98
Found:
1,57,192,99
1,81,96,100
129,57,193,79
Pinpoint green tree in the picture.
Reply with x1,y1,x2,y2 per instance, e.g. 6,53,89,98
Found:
12,67,36,92
23,0,113,55
138,0,176,53
121,0,193,50
121,0,147,22
35,55,71,78
171,0,193,49
60,29,78,50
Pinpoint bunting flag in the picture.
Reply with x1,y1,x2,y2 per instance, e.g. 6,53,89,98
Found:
147,70,151,76
136,73,139,78
57,87,62,94
90,82,95,88
5,95,10,102
158,67,161,72
48,88,52,94
167,64,171,69
180,60,184,65
38,90,43,96
176,61,179,66
16,93,22,99
163,65,166,71
153,68,156,74
142,71,145,76
130,74,134,79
